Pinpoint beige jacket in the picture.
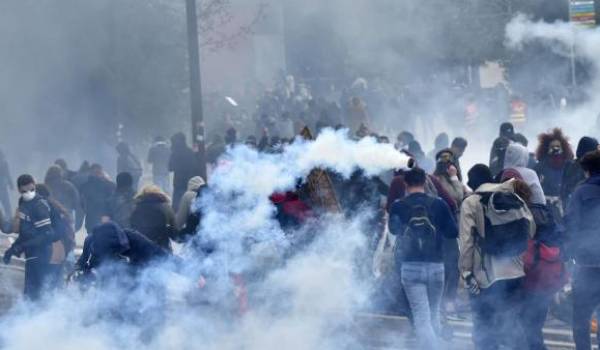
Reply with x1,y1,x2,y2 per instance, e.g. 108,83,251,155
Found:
458,179,535,289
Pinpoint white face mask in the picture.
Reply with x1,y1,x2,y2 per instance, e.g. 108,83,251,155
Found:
21,190,36,202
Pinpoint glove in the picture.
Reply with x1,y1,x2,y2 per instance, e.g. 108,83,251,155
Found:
463,272,480,295
3,244,23,265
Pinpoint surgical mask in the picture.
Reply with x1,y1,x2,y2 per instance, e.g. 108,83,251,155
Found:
21,190,36,202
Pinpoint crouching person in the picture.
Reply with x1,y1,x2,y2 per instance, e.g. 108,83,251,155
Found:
389,168,458,349
459,164,535,350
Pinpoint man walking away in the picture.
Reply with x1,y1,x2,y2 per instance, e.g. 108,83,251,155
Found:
80,164,115,234
459,164,535,350
565,150,600,350
104,172,136,229
147,136,171,194
3,175,56,300
169,132,201,212
389,167,458,349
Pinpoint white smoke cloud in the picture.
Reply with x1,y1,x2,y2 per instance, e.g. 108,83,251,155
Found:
505,14,600,141
0,128,408,350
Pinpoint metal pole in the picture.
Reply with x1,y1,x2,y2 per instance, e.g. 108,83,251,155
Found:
185,0,207,179
568,0,578,87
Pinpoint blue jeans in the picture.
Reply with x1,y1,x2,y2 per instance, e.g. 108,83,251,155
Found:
401,262,445,349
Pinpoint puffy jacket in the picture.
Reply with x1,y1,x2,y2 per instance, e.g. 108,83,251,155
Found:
130,191,176,250
503,143,546,205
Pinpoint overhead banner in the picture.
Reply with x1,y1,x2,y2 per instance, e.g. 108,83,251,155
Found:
570,0,596,27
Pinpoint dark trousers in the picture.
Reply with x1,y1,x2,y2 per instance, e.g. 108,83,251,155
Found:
522,291,552,350
24,258,50,301
442,238,459,305
470,278,526,350
172,186,185,212
573,266,600,350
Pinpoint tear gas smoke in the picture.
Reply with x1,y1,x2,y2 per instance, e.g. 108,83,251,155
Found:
506,14,600,141
0,128,409,350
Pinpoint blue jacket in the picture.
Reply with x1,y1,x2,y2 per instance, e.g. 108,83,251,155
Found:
389,192,458,263
565,174,600,266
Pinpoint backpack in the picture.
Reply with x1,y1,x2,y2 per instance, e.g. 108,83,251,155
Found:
395,197,437,262
523,203,568,292
479,191,530,257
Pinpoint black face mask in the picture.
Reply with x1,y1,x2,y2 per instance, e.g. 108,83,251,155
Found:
549,146,563,156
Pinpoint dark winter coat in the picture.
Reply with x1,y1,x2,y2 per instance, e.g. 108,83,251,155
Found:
565,174,600,266
561,160,585,206
14,196,55,259
105,188,136,228
80,176,116,232
130,192,177,250
169,144,201,192
535,159,566,197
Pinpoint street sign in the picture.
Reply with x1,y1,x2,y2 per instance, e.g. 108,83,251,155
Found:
570,0,596,27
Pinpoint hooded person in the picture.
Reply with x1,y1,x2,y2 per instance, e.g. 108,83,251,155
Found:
501,143,546,205
489,123,515,176
130,186,177,251
116,142,143,190
175,176,206,230
460,166,534,349
169,132,202,212
561,136,599,206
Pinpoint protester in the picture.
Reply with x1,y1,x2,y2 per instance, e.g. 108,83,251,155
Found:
389,167,458,349
175,176,205,230
104,172,136,229
54,159,77,183
35,183,75,290
80,164,116,234
169,132,201,212
501,143,546,205
561,136,599,206
44,165,82,230
535,128,574,216
147,136,171,193
489,122,516,177
565,150,600,350
459,164,535,350
449,137,468,181
116,142,143,190
3,175,56,300
130,185,177,251
408,141,434,174
0,149,13,218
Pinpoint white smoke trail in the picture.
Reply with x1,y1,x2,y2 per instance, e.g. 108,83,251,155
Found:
0,128,408,350
505,14,600,141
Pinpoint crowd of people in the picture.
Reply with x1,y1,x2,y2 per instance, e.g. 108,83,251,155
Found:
0,75,599,350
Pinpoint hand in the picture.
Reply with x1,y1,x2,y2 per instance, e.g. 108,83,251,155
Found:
3,247,14,265
448,165,458,177
464,273,480,295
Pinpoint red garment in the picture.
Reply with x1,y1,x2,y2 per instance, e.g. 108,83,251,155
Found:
269,192,313,223
523,240,568,292
386,175,406,212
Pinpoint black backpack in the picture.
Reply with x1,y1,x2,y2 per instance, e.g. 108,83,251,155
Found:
479,191,530,257
395,197,437,262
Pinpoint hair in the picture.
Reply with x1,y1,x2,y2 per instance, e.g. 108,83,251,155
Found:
136,185,171,204
512,179,532,204
451,137,468,150
581,150,600,175
404,167,427,187
535,128,574,161
116,172,133,189
54,158,68,170
90,163,104,177
17,174,35,189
